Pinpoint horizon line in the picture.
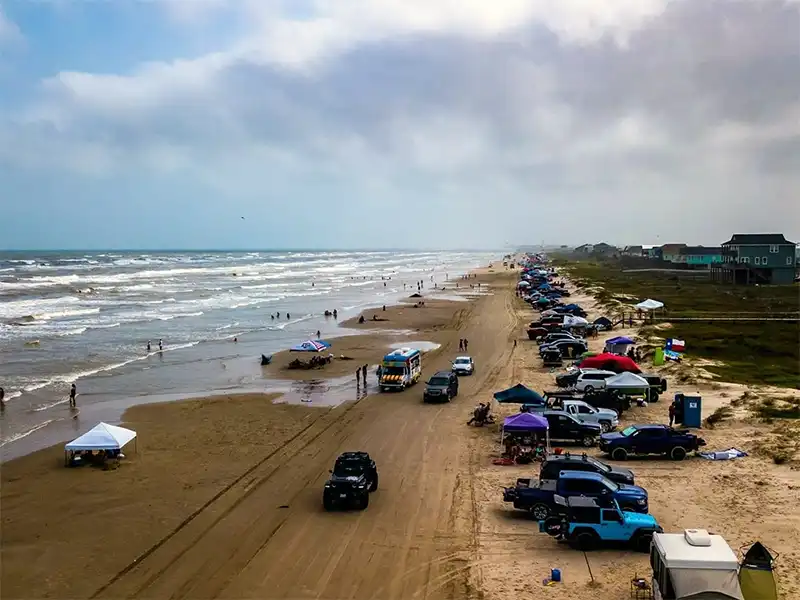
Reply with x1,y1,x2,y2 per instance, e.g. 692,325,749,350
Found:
0,247,510,254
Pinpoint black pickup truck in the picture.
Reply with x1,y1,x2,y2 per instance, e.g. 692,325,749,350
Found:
599,424,706,461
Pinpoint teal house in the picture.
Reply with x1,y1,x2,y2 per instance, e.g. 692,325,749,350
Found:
711,234,797,285
677,246,722,268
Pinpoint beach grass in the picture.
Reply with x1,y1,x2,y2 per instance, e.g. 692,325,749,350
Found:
553,258,800,389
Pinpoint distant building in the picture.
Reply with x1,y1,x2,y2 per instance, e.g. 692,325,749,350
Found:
660,243,688,263
712,233,797,285
574,244,593,254
590,242,617,256
676,246,723,268
622,245,644,256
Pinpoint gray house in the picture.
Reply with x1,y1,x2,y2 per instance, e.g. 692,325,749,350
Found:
711,234,797,284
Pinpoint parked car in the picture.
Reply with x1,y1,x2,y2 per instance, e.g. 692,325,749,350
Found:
502,470,649,519
540,496,662,551
541,411,602,447
599,424,707,461
423,370,458,403
639,373,668,401
538,332,582,346
560,400,619,432
539,339,588,359
582,389,632,414
322,452,379,511
575,370,618,393
539,452,635,485
451,356,474,376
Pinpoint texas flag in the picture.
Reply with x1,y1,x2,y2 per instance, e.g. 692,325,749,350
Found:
666,338,685,352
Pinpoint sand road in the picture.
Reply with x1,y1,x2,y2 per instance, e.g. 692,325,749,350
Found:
94,284,519,600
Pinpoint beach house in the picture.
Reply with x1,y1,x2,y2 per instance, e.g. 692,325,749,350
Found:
711,233,797,284
660,243,688,264
676,246,723,269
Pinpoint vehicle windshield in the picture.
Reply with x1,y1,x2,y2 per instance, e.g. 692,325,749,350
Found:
454,358,470,364
383,366,405,376
603,478,620,491
586,457,610,472
429,377,450,386
621,426,638,437
333,461,362,476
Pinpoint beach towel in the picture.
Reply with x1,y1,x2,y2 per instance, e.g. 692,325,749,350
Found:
699,448,747,460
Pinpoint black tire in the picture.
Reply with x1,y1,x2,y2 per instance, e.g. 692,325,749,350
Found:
369,472,379,492
356,493,369,510
599,420,612,433
632,530,654,553
611,447,628,461
670,446,687,461
582,435,596,447
543,517,563,537
531,503,550,520
323,494,335,512
571,530,599,551
584,385,595,393
650,392,660,403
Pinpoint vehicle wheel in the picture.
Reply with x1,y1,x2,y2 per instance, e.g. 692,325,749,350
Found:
323,494,335,512
611,447,628,461
599,421,612,433
650,392,660,403
356,493,369,510
369,473,379,492
584,385,595,393
670,446,687,461
571,530,599,551
632,530,654,553
582,435,596,447
530,503,550,520
446,392,452,403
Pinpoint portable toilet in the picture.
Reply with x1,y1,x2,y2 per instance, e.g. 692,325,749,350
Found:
674,394,702,428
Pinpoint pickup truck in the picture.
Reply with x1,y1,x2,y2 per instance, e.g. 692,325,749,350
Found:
502,470,649,520
639,373,668,401
541,411,602,447
599,424,706,461
540,495,662,552
539,452,635,485
520,401,619,432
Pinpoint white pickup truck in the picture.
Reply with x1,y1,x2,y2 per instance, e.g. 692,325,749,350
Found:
560,400,619,432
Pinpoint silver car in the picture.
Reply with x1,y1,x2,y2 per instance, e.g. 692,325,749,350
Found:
452,356,475,376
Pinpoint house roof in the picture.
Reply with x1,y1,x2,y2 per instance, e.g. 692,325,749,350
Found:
574,244,591,251
679,246,722,256
722,233,795,246
592,242,616,250
660,243,688,254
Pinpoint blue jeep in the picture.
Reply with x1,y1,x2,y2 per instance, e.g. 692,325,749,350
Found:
540,495,662,552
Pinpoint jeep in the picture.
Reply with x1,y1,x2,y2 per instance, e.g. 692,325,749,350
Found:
322,452,379,511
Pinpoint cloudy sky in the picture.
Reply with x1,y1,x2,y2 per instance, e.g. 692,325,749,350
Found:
1,0,798,250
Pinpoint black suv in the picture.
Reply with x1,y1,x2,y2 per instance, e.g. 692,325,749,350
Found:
541,411,602,447
423,371,458,403
539,452,635,485
323,452,379,511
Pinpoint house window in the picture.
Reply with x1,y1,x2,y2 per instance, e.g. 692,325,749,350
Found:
762,257,768,265
769,245,779,253
741,257,750,264
788,257,794,265
754,257,761,265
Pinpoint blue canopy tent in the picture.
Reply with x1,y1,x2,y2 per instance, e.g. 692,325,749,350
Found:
607,336,635,345
290,340,332,352
493,384,545,405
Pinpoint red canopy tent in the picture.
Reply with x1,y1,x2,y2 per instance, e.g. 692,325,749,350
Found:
579,353,641,373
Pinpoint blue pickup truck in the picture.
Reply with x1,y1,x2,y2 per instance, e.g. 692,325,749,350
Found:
540,495,662,552
599,424,706,461
502,470,649,520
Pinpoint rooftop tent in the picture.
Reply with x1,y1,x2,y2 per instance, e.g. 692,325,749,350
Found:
65,422,137,451
502,412,548,432
605,371,649,390
290,340,332,352
579,353,641,373
606,336,635,345
636,298,665,311
493,384,545,405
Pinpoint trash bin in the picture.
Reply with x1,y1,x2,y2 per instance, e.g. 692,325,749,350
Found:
675,394,702,428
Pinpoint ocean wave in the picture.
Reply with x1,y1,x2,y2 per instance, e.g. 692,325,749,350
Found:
33,307,100,321
0,419,60,448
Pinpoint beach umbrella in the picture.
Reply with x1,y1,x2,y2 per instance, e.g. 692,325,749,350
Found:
290,340,332,352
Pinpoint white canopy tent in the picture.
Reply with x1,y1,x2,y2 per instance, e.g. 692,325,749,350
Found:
66,422,137,451
563,315,588,327
635,298,665,311
605,372,650,390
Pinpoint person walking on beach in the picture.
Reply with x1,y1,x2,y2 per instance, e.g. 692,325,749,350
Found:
464,339,469,351
158,339,163,351
287,313,290,319
458,339,463,351
69,383,77,408
362,364,368,386
668,400,676,427
316,330,321,338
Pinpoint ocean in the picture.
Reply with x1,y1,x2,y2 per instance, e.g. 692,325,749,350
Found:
0,250,497,460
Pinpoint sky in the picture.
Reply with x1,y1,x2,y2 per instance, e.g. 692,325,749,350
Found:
0,0,799,250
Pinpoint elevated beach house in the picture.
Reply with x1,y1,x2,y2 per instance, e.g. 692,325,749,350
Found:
711,233,797,284
660,243,688,263
676,246,723,269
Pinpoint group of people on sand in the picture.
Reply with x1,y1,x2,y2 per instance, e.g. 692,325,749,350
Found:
355,364,372,386
458,338,470,352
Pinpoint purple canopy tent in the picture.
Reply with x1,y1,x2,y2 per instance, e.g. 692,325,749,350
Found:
501,412,550,450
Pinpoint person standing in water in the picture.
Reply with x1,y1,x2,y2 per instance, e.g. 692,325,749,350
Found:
158,339,163,351
69,383,77,408
147,340,151,352
0,387,5,411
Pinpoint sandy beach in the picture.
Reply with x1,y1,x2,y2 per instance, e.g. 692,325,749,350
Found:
2,262,799,600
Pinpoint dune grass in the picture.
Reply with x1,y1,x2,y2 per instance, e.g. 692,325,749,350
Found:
553,258,800,389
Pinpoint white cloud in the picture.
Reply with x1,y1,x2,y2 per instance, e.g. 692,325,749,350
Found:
0,3,23,45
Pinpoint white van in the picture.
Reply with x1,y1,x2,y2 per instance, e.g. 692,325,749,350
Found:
575,370,618,393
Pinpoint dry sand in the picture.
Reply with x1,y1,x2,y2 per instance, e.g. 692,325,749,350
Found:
3,262,798,600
